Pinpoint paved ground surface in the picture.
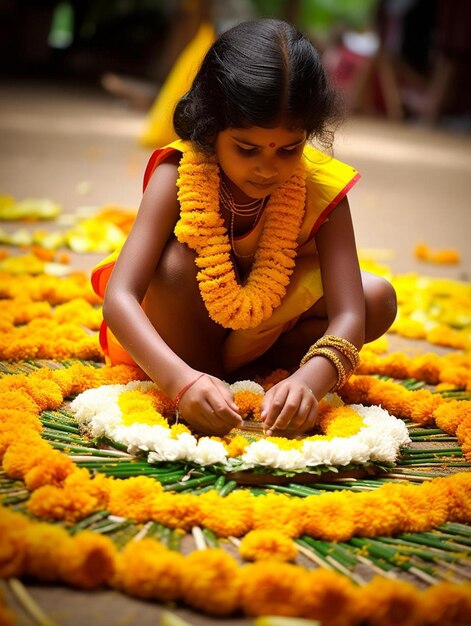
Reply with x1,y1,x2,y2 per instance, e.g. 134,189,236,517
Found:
0,78,470,626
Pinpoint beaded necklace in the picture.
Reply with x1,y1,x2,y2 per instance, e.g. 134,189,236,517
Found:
219,178,268,259
175,145,306,330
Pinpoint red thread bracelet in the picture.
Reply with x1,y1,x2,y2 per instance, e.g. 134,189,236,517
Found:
173,373,205,408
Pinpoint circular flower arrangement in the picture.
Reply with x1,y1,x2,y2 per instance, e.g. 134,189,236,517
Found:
70,380,411,476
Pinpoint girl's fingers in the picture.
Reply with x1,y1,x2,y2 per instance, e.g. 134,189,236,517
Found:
263,386,317,435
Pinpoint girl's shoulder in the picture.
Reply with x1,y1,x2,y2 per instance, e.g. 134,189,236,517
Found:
299,145,361,241
143,139,189,191
302,144,359,190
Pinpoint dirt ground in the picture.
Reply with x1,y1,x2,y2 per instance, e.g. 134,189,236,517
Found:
0,78,470,626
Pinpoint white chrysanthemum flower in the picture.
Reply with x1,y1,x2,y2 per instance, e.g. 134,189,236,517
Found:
241,440,282,468
190,437,228,466
229,380,265,395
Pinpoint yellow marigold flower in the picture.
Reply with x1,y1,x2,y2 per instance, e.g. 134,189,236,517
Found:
0,388,39,414
114,539,184,601
97,363,148,387
302,568,360,626
107,475,163,522
118,389,169,427
151,493,201,530
181,549,240,615
24,522,73,582
199,490,254,537
226,434,249,457
2,439,51,479
302,492,357,541
357,576,423,626
257,368,290,390
253,493,303,538
169,423,191,438
58,530,116,589
239,529,297,562
445,472,471,523
238,561,312,618
351,485,413,536
434,400,470,435
0,510,28,578
27,482,101,523
24,449,75,489
54,298,102,329
422,582,471,626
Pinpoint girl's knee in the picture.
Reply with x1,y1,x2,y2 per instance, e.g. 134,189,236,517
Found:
364,274,397,340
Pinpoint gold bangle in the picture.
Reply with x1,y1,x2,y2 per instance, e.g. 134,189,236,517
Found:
314,335,360,369
300,346,347,392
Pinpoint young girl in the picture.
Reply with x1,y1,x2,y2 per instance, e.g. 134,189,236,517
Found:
92,19,397,437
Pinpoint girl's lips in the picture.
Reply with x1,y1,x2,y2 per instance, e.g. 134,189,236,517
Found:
250,181,276,190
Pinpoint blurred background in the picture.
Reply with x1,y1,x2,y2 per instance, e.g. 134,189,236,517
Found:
1,0,470,277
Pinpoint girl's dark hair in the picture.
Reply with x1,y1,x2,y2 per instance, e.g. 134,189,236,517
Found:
173,19,342,152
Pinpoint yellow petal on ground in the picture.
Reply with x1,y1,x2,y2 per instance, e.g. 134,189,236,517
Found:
160,611,196,626
0,198,61,220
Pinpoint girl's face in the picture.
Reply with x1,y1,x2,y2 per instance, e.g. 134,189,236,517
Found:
214,125,307,201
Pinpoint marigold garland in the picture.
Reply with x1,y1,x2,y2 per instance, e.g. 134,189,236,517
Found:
175,144,307,329
1,361,471,621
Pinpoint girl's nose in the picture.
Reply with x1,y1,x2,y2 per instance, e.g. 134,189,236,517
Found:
255,158,278,180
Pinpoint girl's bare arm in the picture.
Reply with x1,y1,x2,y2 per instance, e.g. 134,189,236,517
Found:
262,197,365,432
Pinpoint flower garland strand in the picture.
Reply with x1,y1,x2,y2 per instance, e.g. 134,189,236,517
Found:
174,145,307,329
1,503,470,624
1,362,470,541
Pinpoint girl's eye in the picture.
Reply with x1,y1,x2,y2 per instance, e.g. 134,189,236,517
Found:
279,146,301,156
236,145,258,155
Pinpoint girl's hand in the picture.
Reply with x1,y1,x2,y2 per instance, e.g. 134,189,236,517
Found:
261,378,319,436
177,374,243,436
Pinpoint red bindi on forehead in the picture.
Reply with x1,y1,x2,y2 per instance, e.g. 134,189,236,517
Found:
269,142,276,148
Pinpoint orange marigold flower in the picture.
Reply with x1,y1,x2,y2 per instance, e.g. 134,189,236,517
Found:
233,390,263,421
239,529,297,562
357,576,423,626
445,472,471,523
58,530,116,589
434,400,471,436
181,549,240,615
302,492,357,541
422,582,471,626
2,439,51,479
114,539,184,601
151,493,201,530
226,434,249,457
24,522,73,582
27,483,101,523
238,561,312,617
253,493,303,538
199,490,254,537
107,475,163,522
0,508,29,578
302,568,360,626
24,449,75,490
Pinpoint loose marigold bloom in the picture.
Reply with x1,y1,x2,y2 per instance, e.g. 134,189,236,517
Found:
24,523,73,582
114,539,184,601
252,493,303,538
239,529,297,562
422,582,471,626
199,490,254,537
357,576,424,626
107,475,163,522
301,568,360,626
181,549,240,615
238,561,312,617
57,531,116,589
151,493,202,530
